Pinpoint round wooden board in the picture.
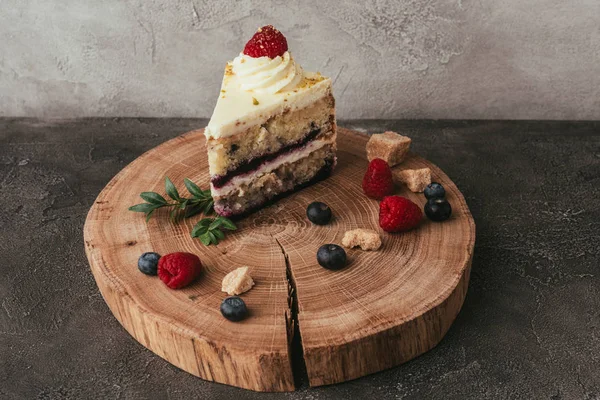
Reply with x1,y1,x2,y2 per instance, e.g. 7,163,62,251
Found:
84,127,475,392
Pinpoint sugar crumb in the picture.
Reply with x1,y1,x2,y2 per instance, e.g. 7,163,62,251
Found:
342,229,382,251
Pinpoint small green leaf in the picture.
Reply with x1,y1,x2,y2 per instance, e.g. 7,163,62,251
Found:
129,203,156,213
208,231,218,245
140,192,167,205
184,203,204,218
184,178,204,198
192,226,208,238
218,217,237,231
203,200,214,215
208,218,223,231
145,209,155,222
165,177,180,201
191,218,211,237
198,232,211,246
179,199,189,209
198,218,212,227
212,229,225,240
170,207,179,221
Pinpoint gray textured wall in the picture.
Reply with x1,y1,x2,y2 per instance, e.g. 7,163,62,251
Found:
1,0,599,120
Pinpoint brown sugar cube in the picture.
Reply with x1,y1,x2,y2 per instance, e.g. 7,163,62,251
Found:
341,228,382,251
393,167,431,193
221,266,255,295
366,131,411,167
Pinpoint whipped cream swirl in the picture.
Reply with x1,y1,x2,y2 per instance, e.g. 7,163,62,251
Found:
231,51,303,94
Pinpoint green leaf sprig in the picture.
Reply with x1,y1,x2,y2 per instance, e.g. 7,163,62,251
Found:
129,177,236,246
129,177,213,222
191,216,237,245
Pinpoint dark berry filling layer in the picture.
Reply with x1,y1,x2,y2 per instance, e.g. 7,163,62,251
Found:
215,157,336,218
211,125,325,189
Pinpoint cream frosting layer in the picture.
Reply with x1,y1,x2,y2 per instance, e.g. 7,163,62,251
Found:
211,137,335,197
205,67,332,140
232,51,303,94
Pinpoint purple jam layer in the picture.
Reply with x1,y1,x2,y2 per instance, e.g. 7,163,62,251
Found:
211,125,324,189
214,157,336,218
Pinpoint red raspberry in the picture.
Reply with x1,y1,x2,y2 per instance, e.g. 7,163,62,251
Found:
243,25,288,59
379,196,423,233
362,158,394,199
158,252,202,289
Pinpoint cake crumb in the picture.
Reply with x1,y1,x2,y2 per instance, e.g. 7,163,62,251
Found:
221,266,255,295
341,229,382,251
393,167,431,192
252,97,259,105
366,131,411,167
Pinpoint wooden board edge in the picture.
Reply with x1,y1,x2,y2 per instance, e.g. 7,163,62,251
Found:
297,143,477,386
82,134,296,392
303,251,473,387
82,238,296,392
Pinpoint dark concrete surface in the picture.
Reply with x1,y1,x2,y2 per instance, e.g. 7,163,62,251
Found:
1,118,599,399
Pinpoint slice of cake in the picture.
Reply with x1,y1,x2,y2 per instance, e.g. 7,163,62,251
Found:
204,25,337,217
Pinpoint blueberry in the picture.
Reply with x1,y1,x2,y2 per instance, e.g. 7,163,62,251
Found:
220,296,248,322
307,202,332,225
425,198,452,222
138,252,161,275
424,182,446,200
317,244,347,270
